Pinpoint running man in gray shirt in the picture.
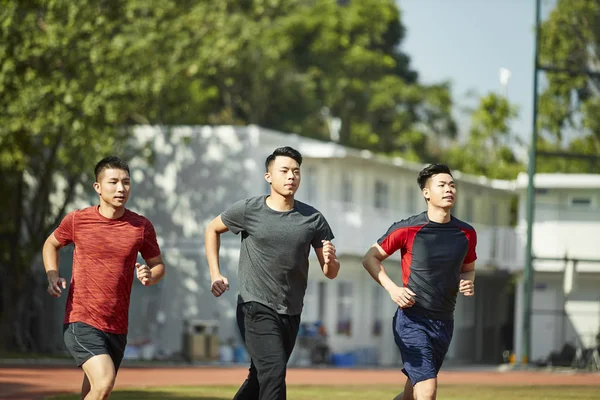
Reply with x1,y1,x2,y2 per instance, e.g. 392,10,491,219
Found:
205,146,340,400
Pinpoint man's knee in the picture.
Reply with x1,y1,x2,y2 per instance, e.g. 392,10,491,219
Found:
413,378,436,400
93,384,114,399
82,354,117,399
257,360,287,386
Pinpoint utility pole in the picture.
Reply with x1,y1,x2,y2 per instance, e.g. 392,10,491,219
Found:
521,0,542,365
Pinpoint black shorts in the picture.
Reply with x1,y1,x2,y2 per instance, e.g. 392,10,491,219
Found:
63,321,127,370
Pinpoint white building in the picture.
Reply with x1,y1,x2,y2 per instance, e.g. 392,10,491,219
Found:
50,125,599,367
120,125,518,366
513,173,600,364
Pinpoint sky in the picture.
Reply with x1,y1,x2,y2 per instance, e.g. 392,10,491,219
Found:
397,0,540,146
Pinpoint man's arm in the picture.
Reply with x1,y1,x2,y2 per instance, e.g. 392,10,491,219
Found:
459,261,476,296
314,240,340,279
362,244,416,308
205,215,230,297
42,233,67,297
136,255,166,286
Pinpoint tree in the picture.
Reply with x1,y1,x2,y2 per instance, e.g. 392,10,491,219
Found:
442,93,524,179
537,0,600,173
156,0,456,159
0,1,194,351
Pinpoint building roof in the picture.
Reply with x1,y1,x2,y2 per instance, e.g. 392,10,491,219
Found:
136,124,600,192
516,172,600,189
255,125,515,192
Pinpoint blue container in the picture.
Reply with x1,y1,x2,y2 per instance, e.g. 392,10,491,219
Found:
331,352,355,367
233,345,248,363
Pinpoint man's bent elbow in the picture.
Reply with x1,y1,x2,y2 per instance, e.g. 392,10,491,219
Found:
205,223,218,238
361,256,374,270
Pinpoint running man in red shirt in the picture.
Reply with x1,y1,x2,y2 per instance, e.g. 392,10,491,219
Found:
42,156,165,400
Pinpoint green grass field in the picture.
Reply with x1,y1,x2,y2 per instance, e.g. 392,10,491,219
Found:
48,384,600,400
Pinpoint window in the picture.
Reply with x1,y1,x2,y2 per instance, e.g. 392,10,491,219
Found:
371,284,382,337
464,197,474,222
318,281,327,322
407,186,418,214
341,172,353,205
490,202,498,225
374,180,389,209
570,197,592,207
336,282,353,336
304,166,317,202
302,281,317,322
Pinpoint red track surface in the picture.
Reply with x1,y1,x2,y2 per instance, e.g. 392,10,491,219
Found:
1,365,599,399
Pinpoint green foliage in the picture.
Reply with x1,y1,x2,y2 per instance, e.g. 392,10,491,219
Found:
442,93,524,179
0,0,189,351
537,0,600,172
156,0,455,157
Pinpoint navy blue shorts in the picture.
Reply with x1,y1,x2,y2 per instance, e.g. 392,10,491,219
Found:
393,308,454,385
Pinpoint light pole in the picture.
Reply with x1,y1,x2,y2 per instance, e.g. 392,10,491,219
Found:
521,0,541,365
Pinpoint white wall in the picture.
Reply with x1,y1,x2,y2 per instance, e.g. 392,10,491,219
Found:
515,271,600,363
121,125,520,359
517,188,600,272
125,126,265,355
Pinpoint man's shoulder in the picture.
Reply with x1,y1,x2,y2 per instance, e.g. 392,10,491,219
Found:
245,195,265,207
451,216,476,232
67,206,95,222
123,209,152,227
293,200,321,216
388,212,429,230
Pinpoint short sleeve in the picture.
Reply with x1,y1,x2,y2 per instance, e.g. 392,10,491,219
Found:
311,214,335,248
140,219,161,260
377,224,407,255
462,229,478,267
53,211,75,246
221,199,248,235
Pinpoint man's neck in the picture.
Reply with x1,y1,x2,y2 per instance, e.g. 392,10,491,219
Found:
98,203,125,219
427,206,451,224
266,192,294,212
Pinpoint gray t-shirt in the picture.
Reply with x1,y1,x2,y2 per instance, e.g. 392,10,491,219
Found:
221,195,334,315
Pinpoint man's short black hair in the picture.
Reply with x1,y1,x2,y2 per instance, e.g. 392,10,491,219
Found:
94,156,130,181
265,146,303,172
417,164,453,189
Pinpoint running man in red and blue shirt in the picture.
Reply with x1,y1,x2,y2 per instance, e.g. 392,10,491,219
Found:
42,156,165,400
362,164,476,400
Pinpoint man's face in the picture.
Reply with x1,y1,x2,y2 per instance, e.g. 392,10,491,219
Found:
423,173,456,209
94,168,131,208
265,156,301,197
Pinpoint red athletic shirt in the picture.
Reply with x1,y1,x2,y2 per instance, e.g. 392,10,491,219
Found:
53,206,161,334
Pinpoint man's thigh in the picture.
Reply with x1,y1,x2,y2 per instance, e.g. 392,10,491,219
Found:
63,322,126,371
393,310,438,385
242,302,289,371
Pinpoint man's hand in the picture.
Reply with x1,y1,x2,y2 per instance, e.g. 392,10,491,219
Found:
322,240,337,265
136,263,152,286
47,271,67,298
459,279,474,296
388,285,416,308
211,274,229,297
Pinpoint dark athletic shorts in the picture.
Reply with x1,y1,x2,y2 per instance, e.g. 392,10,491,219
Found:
63,321,127,370
393,308,454,385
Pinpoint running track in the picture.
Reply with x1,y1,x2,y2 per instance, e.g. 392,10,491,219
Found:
1,365,599,399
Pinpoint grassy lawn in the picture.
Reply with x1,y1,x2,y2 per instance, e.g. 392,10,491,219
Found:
48,384,600,400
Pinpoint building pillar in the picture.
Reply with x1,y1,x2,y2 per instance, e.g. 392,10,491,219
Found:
514,273,525,363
